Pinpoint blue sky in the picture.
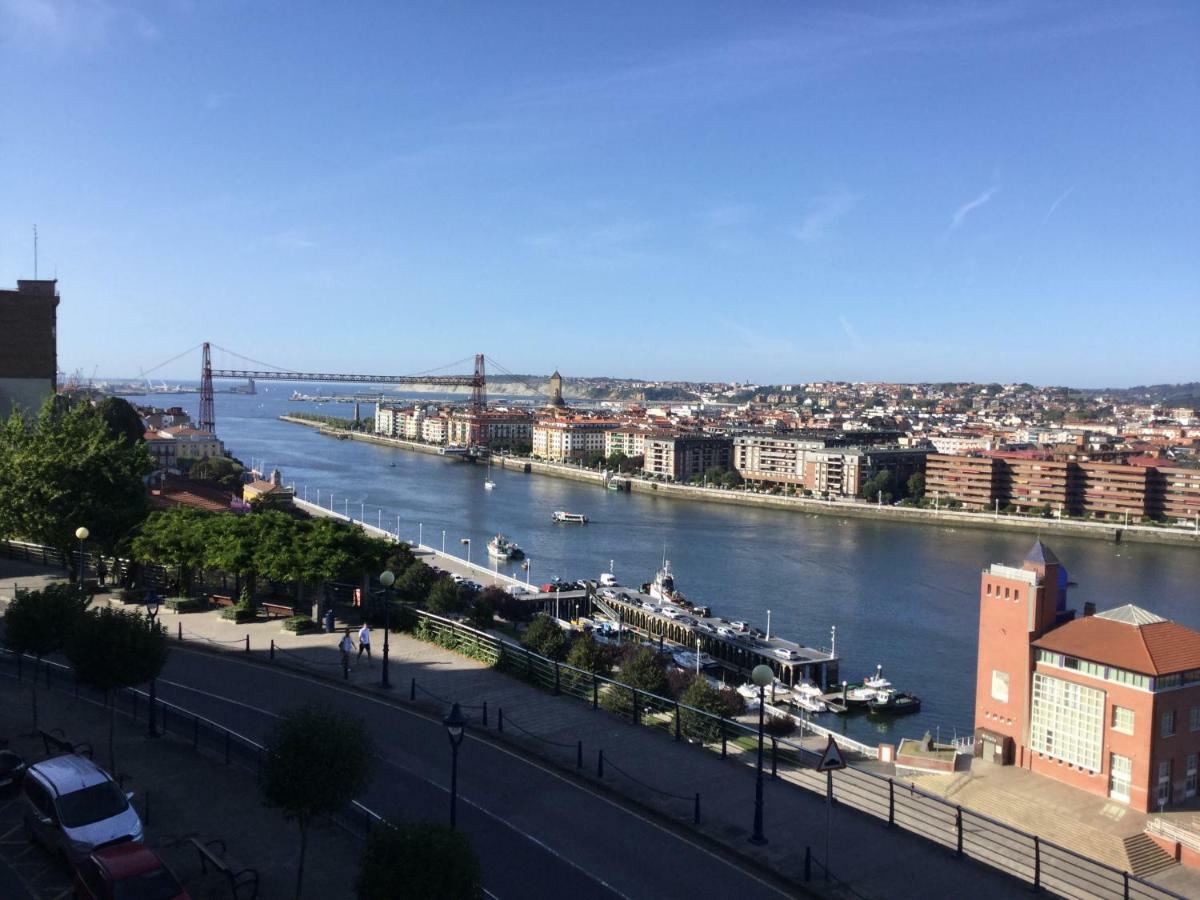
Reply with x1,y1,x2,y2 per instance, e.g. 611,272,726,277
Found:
1,1,1197,387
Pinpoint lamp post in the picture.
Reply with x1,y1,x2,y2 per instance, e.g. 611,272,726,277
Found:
378,570,395,689
523,559,530,585
74,526,89,587
441,530,446,555
461,538,470,566
145,591,162,737
418,522,423,549
443,702,468,829
749,663,773,845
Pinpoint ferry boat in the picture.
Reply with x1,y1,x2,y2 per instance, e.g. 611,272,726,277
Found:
552,511,588,524
792,680,827,713
867,690,922,716
486,533,523,560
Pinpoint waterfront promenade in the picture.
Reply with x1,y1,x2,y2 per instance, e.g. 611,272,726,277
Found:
279,416,1200,548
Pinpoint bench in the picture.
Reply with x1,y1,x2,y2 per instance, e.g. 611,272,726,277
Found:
38,729,93,760
190,837,259,900
260,601,294,619
208,594,236,608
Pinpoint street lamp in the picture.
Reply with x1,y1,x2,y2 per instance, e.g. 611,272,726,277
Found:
523,559,530,585
74,526,89,586
378,570,395,689
443,702,468,829
145,589,162,737
460,538,471,566
749,663,773,845
441,530,446,555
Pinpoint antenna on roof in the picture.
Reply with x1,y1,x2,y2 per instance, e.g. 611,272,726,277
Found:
33,224,38,279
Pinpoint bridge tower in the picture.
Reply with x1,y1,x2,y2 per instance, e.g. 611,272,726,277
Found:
469,353,487,446
198,342,215,433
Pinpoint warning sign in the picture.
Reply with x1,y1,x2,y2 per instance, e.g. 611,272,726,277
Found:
816,735,847,772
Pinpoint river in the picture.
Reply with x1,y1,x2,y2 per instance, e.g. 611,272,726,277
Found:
161,386,1200,745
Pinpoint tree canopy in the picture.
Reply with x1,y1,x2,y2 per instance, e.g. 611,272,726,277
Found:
356,822,482,900
520,614,568,660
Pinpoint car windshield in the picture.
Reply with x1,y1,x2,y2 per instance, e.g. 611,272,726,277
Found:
55,781,129,828
113,867,183,900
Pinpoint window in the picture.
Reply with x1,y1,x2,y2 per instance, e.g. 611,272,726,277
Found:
1190,707,1200,732
991,670,1010,703
1157,761,1172,807
1187,754,1198,800
1110,754,1132,803
1162,710,1176,738
1029,673,1104,771
1111,706,1134,735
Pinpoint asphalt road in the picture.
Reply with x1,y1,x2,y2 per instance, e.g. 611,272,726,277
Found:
155,647,797,900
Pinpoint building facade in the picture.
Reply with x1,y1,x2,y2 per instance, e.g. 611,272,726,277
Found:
532,419,620,462
0,280,59,419
974,541,1200,812
926,454,1006,509
643,435,732,481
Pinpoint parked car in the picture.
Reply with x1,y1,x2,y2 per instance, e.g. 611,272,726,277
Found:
73,841,189,900
774,647,803,662
717,626,737,638
22,755,143,864
730,621,749,632
449,574,465,584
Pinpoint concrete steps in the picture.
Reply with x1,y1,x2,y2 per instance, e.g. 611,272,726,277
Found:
1122,833,1178,877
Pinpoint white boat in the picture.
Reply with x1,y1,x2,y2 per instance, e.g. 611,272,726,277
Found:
792,680,827,713
552,511,588,524
863,665,891,691
672,650,716,671
486,533,522,560
736,682,762,710
484,460,496,491
648,560,677,603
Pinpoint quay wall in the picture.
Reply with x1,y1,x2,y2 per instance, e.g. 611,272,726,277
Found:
279,417,1200,549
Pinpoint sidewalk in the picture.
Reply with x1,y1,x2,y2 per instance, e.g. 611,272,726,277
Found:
0,671,361,899
170,606,1029,898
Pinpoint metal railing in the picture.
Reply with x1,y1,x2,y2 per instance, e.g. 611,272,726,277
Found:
1147,817,1200,853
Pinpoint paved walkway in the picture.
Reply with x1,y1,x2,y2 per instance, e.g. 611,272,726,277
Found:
166,606,1029,898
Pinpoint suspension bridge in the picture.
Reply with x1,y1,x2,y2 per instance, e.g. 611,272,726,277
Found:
136,343,545,447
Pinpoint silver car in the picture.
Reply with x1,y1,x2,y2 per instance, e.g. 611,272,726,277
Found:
22,754,143,863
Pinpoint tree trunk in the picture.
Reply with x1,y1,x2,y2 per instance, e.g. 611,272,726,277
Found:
294,816,308,900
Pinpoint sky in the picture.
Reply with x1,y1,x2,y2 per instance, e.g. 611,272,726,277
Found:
1,1,1197,387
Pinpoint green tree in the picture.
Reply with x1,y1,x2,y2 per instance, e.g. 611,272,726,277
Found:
906,471,926,501
132,508,211,596
860,469,895,503
3,584,88,731
520,615,567,661
95,397,146,446
356,822,482,900
189,455,246,489
0,399,152,563
261,706,373,900
678,676,732,744
468,593,494,631
565,632,609,676
205,512,265,600
601,647,668,717
395,561,437,603
64,608,168,771
583,450,607,469
427,578,467,615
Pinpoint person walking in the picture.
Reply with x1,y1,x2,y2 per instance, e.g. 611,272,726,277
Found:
357,622,372,665
338,628,355,673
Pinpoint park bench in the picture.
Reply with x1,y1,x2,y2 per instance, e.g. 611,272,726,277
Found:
38,729,93,760
208,594,236,608
190,837,259,900
260,601,293,619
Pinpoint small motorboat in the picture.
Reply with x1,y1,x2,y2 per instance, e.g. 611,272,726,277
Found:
792,680,827,713
552,511,588,524
487,533,523,560
867,690,922,716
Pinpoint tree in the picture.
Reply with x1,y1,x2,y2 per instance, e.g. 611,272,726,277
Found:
678,676,733,744
565,632,609,676
189,455,246,489
3,584,88,731
906,471,926,501
468,593,494,630
385,541,417,575
490,590,534,624
95,397,146,446
860,469,895,504
601,647,668,717
356,821,482,900
64,608,168,771
132,508,211,596
583,450,607,469
0,399,152,562
427,578,467,615
520,615,567,661
395,561,436,603
261,706,373,900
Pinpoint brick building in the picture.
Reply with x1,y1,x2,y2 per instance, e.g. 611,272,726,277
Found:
643,434,732,481
926,454,1005,509
0,280,59,419
974,541,1200,812
532,419,621,462
732,434,928,497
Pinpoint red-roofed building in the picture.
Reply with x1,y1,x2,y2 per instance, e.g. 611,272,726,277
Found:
975,541,1200,812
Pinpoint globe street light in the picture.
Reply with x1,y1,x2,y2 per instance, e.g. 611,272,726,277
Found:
443,702,468,829
74,526,89,587
749,663,774,845
378,570,395,689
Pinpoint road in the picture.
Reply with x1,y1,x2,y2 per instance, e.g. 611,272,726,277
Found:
155,647,798,900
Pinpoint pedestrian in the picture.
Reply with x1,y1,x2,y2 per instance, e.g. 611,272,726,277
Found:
96,559,108,587
357,622,372,664
339,628,354,671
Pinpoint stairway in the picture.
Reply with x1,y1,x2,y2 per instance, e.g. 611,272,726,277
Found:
1122,833,1178,877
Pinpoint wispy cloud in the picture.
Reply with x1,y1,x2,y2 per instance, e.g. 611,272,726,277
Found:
949,185,999,232
0,0,159,48
1042,186,1075,224
838,316,866,352
791,186,858,243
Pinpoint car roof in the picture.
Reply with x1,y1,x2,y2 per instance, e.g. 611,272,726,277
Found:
31,754,110,794
93,841,166,879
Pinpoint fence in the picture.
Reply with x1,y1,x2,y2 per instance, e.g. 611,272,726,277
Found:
1147,818,1200,854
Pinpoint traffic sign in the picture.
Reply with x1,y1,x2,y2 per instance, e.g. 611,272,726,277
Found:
816,735,847,772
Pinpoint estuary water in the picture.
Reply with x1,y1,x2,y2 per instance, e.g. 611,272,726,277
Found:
166,386,1199,745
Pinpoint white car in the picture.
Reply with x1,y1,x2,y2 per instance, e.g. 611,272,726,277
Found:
661,608,683,620
717,626,737,638
773,647,803,662
22,754,143,865
730,621,749,632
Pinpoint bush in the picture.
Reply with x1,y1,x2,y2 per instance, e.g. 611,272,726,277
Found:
221,602,257,623
119,587,146,604
468,594,494,631
165,596,205,613
565,632,610,676
765,714,796,737
357,821,482,900
283,615,316,633
679,677,733,744
520,615,567,661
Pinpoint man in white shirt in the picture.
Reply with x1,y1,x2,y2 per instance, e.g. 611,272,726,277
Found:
357,623,372,665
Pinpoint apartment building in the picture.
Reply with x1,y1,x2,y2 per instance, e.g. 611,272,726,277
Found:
974,541,1200,813
604,429,649,460
1078,461,1152,520
643,435,732,481
731,434,828,486
421,416,448,444
447,410,532,446
532,419,621,462
926,454,1006,509
1156,466,1200,522
1005,455,1078,514
0,280,59,419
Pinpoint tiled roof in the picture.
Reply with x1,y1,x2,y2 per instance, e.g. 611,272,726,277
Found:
1024,540,1060,567
1033,609,1200,676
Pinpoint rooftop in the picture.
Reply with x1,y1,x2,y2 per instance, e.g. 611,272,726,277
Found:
1033,605,1200,676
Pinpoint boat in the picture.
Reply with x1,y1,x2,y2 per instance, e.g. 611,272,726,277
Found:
672,650,717,671
792,680,827,713
646,560,677,603
735,682,762,710
484,460,496,491
487,533,523,560
867,690,922,716
863,665,891,691
606,478,622,491
552,511,588,524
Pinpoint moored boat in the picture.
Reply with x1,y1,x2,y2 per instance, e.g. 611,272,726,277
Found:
792,680,827,713
487,533,523,560
867,690,922,716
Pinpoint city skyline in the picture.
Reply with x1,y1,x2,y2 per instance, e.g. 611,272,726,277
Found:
2,1,1198,385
